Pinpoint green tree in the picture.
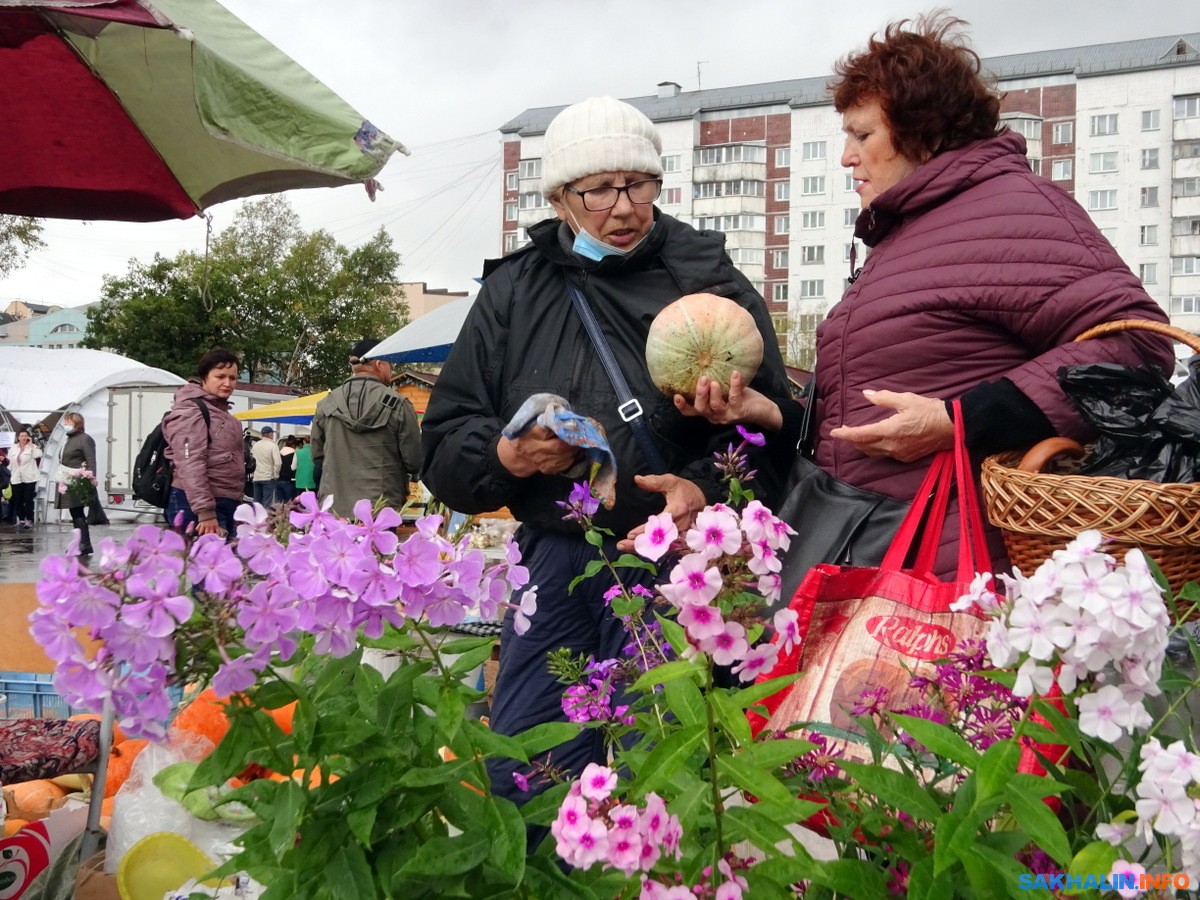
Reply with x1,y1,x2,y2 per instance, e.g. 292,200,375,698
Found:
82,197,405,390
0,215,45,278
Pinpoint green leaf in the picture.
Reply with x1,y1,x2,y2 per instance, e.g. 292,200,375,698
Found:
660,675,706,729
325,841,378,900
974,739,1020,806
634,726,706,794
396,759,472,788
629,659,704,693
1064,841,1120,896
838,760,943,822
655,612,690,659
265,781,304,858
508,720,581,758
567,558,607,592
973,844,1057,900
611,552,657,573
723,804,804,854
1006,784,1072,865
583,529,604,550
808,858,889,900
514,781,571,827
458,717,530,765
730,671,804,711
717,751,797,805
397,832,492,877
483,796,527,887
444,642,499,680
906,857,955,900
733,738,816,769
710,686,753,746
959,852,1010,900
891,713,981,768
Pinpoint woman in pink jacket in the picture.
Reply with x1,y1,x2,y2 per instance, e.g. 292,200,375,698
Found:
163,348,246,537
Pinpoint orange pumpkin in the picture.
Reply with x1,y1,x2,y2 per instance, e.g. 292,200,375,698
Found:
69,713,126,745
4,780,68,819
644,292,764,400
103,738,149,797
266,701,297,735
170,688,230,747
3,818,29,837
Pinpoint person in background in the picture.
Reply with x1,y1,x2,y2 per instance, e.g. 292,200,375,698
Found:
683,13,1174,585
292,436,316,495
9,427,42,529
55,411,98,554
421,95,792,812
311,338,421,518
250,425,283,508
164,348,246,536
278,435,298,502
0,447,13,525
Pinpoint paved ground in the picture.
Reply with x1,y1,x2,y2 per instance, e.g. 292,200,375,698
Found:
0,518,153,584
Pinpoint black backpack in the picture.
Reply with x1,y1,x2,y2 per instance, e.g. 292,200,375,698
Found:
132,398,210,508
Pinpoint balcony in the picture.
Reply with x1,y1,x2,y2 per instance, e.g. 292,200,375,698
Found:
1173,235,1200,257
1174,118,1200,142
692,162,767,184
692,196,767,218
1174,196,1200,219
1174,156,1200,179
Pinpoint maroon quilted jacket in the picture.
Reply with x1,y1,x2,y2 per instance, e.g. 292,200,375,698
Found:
812,130,1174,575
163,381,246,520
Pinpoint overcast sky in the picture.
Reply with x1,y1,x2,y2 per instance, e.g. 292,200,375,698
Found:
4,0,1196,308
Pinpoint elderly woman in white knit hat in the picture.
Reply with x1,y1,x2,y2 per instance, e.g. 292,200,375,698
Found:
422,95,792,820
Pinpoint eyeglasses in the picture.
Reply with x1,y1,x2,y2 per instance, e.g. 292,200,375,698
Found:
564,178,662,211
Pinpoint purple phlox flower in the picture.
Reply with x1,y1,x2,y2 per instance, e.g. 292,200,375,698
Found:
421,581,472,628
624,619,669,672
514,585,538,635
29,607,86,668
290,491,336,531
659,553,723,608
188,534,245,593
685,507,742,559
238,581,302,652
121,576,193,638
309,527,371,587
735,425,766,447
128,524,186,567
678,601,725,642
103,620,176,669
91,537,132,574
448,550,486,592
634,512,678,562
234,530,285,576
37,552,84,603
773,608,800,653
512,770,531,792
557,481,600,522
415,513,444,538
700,621,750,667
283,539,330,599
886,862,910,897
603,583,624,604
731,642,779,682
563,683,609,723
347,555,405,608
352,498,404,555
354,591,407,640
212,651,265,699
233,501,271,537
304,590,358,658
502,537,530,589
631,584,655,599
53,657,112,712
393,533,445,586
59,581,122,631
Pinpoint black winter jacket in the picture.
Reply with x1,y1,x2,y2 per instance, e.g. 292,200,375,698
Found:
421,212,793,535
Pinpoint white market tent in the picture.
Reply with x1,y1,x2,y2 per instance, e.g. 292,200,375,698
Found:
365,296,476,365
0,347,184,522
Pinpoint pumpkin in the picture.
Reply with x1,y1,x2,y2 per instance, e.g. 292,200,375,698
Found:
3,818,29,837
103,738,149,798
645,293,764,400
170,688,230,748
266,701,297,735
3,780,68,820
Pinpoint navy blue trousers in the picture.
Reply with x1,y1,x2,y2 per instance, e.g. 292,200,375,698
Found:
486,526,655,806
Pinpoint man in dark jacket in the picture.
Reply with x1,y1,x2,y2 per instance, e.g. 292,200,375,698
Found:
421,96,792,812
311,338,421,519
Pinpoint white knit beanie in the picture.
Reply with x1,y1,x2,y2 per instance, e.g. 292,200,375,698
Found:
539,96,663,199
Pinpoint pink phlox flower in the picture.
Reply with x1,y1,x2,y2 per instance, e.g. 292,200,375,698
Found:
605,825,643,876
756,572,782,606
659,813,683,858
609,803,640,832
28,607,86,668
212,650,268,698
767,515,796,551
502,536,529,587
101,621,174,669
352,498,404,555
188,534,245,593
773,607,800,653
579,762,618,801
234,501,271,537
393,534,445,586
740,500,775,543
1109,860,1146,899
420,582,472,628
747,538,781,575
731,642,779,682
659,553,723,607
677,601,725,642
640,792,669,842
564,816,609,870
289,491,336,531
1095,821,1135,846
514,585,538,635
235,531,285,577
716,859,749,900
635,511,678,562
552,791,590,843
685,507,742,559
700,621,750,667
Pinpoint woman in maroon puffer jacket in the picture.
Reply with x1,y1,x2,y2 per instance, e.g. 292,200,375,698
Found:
682,13,1174,581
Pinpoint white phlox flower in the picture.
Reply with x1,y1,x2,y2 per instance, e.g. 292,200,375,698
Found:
1013,658,1055,697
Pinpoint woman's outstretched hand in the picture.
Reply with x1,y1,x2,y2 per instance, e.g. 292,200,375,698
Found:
829,389,954,462
618,473,706,551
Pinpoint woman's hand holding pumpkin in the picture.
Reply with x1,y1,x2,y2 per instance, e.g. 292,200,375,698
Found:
674,371,783,431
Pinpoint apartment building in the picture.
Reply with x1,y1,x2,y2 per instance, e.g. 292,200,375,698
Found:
498,33,1200,366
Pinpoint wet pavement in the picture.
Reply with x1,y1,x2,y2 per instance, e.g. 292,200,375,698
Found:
0,517,152,584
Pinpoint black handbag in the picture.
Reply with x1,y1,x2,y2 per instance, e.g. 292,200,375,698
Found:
773,388,911,609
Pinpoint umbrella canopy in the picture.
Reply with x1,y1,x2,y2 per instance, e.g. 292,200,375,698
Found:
365,296,476,365
233,390,328,424
0,0,405,221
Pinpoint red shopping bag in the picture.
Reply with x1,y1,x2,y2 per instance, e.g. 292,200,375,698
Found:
750,401,992,751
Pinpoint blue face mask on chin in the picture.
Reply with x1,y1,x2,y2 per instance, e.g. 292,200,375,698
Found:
569,212,655,262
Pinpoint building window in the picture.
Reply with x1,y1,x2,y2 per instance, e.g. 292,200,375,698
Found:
728,247,764,266
661,154,681,173
696,144,767,165
1174,178,1200,198
505,172,518,191
844,207,858,227
801,176,825,195
800,245,824,265
801,141,826,161
1141,148,1160,170
1142,109,1161,131
1052,159,1073,180
1089,152,1118,174
518,159,542,179
774,182,791,201
772,283,789,301
1175,96,1200,120
1172,257,1200,276
504,202,517,221
799,279,824,298
1171,295,1198,314
1175,218,1200,236
772,249,789,269
503,233,518,253
1088,190,1118,211
518,191,548,209
693,214,766,231
1052,122,1073,144
1100,227,1117,244
1090,114,1118,136
1140,225,1158,246
1139,263,1157,285
1004,116,1041,139
774,215,790,235
694,180,765,199
801,211,826,229
844,173,857,192
775,148,791,168
660,187,682,205
844,243,853,262
1141,186,1159,208
1177,141,1200,160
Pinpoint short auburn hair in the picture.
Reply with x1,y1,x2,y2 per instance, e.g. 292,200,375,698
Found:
197,347,240,380
830,12,1001,163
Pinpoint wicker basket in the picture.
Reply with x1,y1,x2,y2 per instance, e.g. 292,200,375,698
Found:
979,319,1200,609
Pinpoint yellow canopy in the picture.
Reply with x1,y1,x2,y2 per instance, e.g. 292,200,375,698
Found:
233,391,329,422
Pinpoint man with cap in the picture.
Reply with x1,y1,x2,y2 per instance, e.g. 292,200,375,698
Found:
311,338,421,519
422,95,792,816
250,424,283,507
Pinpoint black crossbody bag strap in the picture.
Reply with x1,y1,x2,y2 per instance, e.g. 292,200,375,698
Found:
565,278,669,474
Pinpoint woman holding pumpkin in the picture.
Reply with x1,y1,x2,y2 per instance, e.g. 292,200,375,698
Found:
683,13,1174,595
421,96,793,812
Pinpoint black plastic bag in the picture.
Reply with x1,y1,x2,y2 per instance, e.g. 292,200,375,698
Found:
1058,358,1200,483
